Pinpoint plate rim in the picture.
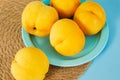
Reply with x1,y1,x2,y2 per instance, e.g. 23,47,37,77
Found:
22,23,109,67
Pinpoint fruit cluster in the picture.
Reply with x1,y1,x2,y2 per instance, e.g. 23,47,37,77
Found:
22,0,106,56
11,0,106,80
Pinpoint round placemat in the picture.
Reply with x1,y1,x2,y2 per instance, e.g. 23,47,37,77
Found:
0,0,90,80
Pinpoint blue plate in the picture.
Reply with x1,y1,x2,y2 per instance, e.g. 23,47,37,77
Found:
21,0,109,67
22,23,109,67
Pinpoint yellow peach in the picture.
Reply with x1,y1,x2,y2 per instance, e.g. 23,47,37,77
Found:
74,2,106,35
22,1,58,36
50,0,80,18
11,47,49,80
50,19,85,56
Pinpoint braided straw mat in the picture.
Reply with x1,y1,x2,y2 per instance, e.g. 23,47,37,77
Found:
0,0,91,80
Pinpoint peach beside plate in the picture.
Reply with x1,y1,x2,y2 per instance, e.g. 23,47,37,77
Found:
21,23,109,67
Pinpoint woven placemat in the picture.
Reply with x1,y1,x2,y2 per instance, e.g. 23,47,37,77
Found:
0,0,90,80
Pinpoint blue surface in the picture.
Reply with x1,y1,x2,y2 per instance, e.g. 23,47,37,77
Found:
79,0,120,80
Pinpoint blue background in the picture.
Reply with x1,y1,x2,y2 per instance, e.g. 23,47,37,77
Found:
79,0,120,80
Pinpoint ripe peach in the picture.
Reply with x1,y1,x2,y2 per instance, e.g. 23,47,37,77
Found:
50,19,85,56
74,2,106,35
11,47,49,80
22,1,58,36
50,0,80,18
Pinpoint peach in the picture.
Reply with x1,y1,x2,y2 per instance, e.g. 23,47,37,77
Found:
50,0,80,18
22,1,58,36
11,47,49,80
50,19,85,56
74,2,106,35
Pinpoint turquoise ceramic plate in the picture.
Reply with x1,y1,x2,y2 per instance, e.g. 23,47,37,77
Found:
22,0,109,67
22,23,109,67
